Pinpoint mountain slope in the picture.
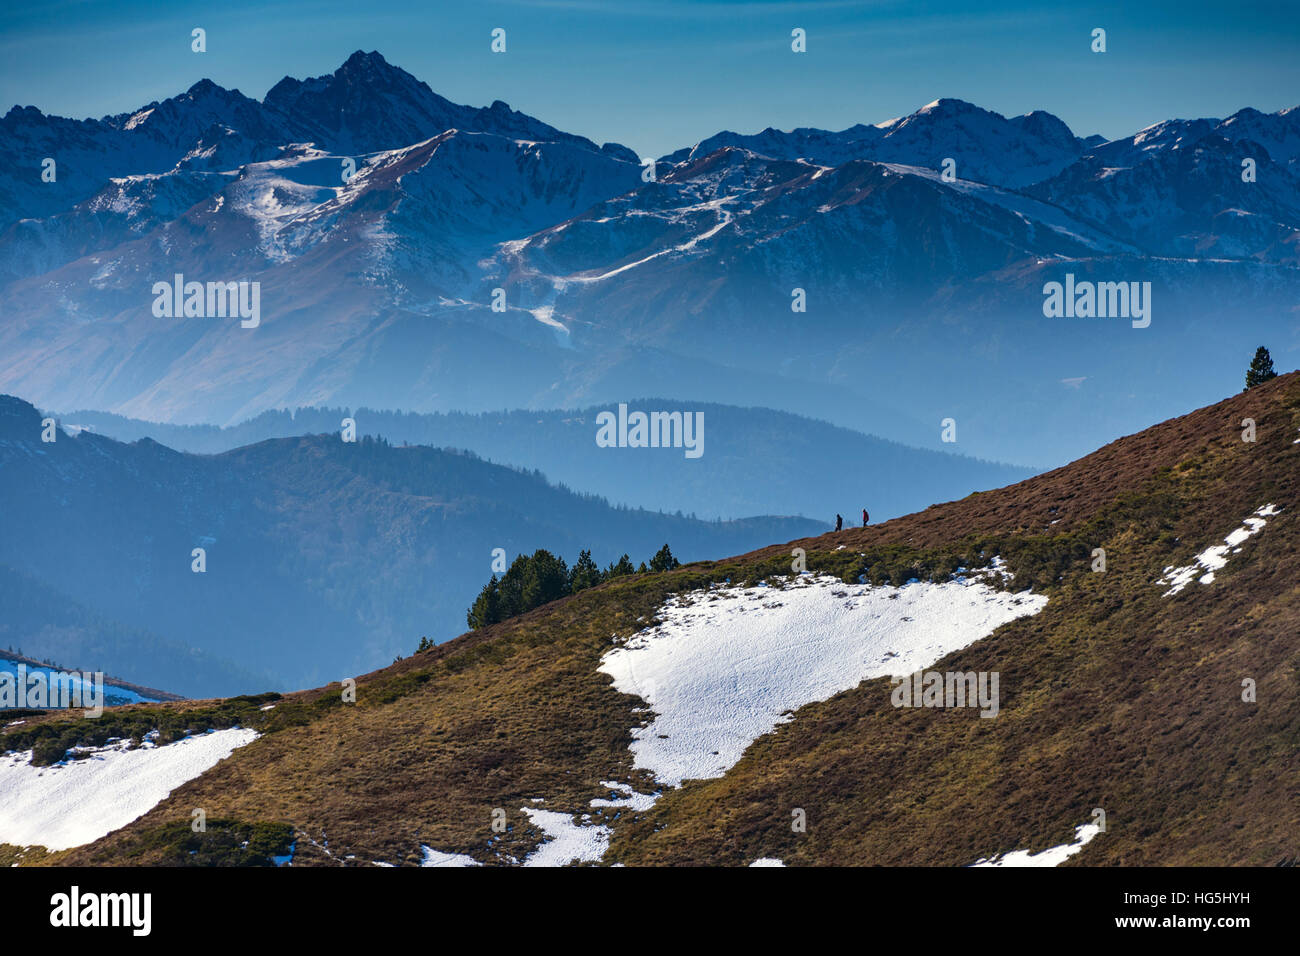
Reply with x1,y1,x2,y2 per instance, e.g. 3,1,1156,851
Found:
0,125,640,425
1028,113,1300,263
0,393,821,694
54,400,1034,521
11,372,1298,866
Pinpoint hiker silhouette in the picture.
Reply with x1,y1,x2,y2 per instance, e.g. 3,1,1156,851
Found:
863,508,869,527
835,514,843,532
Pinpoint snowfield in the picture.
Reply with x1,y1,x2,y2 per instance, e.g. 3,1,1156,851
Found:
520,806,611,867
0,728,259,851
1158,504,1281,596
970,822,1102,867
599,571,1048,788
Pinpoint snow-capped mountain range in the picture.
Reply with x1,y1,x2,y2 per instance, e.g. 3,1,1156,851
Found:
1,51,1297,464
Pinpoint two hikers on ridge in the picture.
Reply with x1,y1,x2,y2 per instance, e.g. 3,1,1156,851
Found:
834,509,869,532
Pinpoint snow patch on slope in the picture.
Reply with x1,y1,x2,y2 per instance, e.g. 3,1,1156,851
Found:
599,572,1048,788
1158,504,1280,595
520,806,611,867
420,846,482,867
970,822,1101,867
0,728,259,851
590,781,658,811
463,563,1045,866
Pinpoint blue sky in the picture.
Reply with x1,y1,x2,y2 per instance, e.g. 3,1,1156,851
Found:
2,0,1297,156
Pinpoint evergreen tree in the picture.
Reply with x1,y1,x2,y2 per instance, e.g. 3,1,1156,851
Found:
467,545,674,629
604,554,635,578
522,549,569,610
466,575,502,629
649,543,680,572
569,549,602,592
1245,346,1278,389
497,555,532,619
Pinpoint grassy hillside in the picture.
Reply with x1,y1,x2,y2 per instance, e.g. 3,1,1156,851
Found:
9,373,1299,866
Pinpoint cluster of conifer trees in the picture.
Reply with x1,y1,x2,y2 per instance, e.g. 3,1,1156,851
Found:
465,544,680,629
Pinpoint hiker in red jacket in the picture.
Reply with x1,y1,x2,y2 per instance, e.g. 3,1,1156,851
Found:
862,508,869,527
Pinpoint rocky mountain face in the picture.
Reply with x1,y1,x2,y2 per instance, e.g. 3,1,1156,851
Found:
1,52,1296,465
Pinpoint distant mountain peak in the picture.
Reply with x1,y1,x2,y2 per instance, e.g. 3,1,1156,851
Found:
1009,108,1081,149
3,104,41,121
902,97,1020,129
255,51,625,158
270,49,427,99
917,97,981,114
264,50,429,116
342,48,388,67
333,49,413,84
664,96,1086,188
